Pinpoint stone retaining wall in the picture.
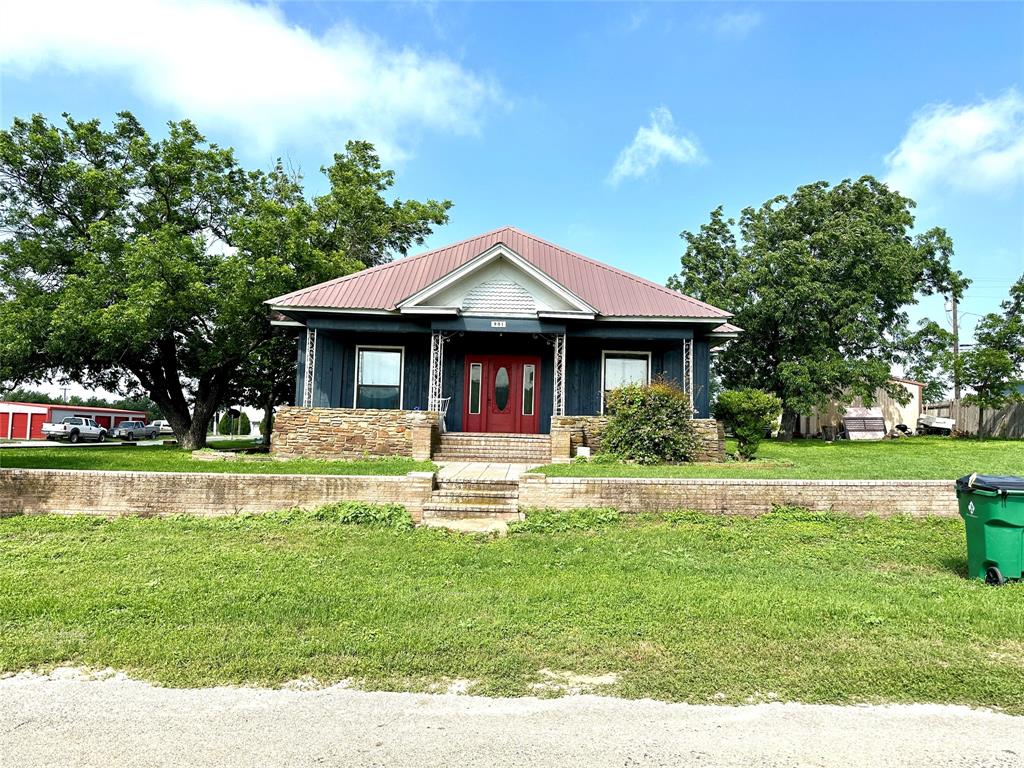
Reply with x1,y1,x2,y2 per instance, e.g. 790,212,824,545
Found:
549,416,725,463
0,468,436,521
518,475,957,518
272,406,438,460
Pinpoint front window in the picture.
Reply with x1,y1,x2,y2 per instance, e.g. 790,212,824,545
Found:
356,348,403,409
603,352,650,412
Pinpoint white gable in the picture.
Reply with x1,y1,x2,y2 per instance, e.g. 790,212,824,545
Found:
425,257,578,315
398,245,595,317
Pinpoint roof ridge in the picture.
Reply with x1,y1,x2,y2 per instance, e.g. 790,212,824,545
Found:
507,227,731,317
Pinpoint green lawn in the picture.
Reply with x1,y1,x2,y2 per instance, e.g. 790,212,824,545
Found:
1,509,1021,712
537,437,1024,480
0,444,433,476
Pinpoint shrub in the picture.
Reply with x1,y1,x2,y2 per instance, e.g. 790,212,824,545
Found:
218,411,251,436
713,388,782,460
602,380,698,464
508,507,620,534
310,501,414,531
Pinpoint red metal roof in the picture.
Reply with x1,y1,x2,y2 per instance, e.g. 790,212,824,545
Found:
269,226,731,319
0,401,147,415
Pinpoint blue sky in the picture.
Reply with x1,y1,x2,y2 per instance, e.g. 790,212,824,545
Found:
2,0,1022,344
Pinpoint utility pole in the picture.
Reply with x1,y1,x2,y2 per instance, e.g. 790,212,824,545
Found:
951,296,961,401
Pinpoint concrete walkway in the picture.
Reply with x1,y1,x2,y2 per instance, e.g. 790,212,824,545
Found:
435,461,538,481
1,671,1021,767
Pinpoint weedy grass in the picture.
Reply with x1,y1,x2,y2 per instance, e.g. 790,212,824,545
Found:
1,508,1021,712
0,444,434,476
536,436,1024,480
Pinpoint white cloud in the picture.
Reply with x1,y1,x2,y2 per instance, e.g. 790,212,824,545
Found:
711,11,763,40
607,107,704,185
884,89,1024,199
0,0,502,160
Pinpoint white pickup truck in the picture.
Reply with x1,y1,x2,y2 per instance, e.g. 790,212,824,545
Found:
41,416,108,443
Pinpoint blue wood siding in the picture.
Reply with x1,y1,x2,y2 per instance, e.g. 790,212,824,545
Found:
294,321,716,423
294,329,306,406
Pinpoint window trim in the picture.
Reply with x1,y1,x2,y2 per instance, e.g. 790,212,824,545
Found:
468,362,483,415
600,350,651,414
353,345,405,410
522,363,536,416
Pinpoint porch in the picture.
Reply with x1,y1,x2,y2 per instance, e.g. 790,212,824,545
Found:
294,322,704,437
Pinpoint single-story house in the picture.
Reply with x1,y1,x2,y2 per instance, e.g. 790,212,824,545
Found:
268,227,736,439
0,401,148,440
798,377,925,438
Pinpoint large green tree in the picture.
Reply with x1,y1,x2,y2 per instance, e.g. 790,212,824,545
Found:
958,273,1024,437
898,319,957,403
669,177,969,438
0,113,450,449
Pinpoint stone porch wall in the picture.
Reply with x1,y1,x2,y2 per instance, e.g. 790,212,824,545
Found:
549,416,725,463
0,468,436,521
518,476,957,518
272,406,439,460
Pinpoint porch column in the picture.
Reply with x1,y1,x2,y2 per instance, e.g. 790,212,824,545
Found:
682,338,694,411
552,333,566,416
302,328,317,407
427,330,447,412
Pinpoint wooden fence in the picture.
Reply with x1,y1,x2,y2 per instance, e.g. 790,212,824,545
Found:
923,400,1024,439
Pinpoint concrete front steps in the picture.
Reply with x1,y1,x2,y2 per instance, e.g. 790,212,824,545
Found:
433,433,551,463
421,478,523,532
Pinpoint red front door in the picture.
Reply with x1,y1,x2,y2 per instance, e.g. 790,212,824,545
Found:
463,354,541,434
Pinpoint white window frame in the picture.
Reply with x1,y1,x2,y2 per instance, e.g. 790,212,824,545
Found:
600,350,652,414
522,363,536,416
468,362,483,415
353,345,405,410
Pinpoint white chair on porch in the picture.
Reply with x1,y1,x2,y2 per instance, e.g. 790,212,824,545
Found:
437,396,452,433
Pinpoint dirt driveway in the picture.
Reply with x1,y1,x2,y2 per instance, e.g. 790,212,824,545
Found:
2,670,1021,767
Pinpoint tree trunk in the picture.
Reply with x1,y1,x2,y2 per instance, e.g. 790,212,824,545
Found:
779,407,799,442
978,406,986,441
261,389,276,446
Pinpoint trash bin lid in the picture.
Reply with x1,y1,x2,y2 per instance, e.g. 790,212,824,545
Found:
956,474,1024,493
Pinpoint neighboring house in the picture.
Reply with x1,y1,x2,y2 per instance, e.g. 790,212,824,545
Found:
267,227,736,434
799,378,925,437
0,401,148,440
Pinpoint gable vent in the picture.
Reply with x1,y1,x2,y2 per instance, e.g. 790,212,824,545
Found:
462,280,537,315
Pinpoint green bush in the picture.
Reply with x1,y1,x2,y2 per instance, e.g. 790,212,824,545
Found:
217,411,251,436
311,501,413,531
713,388,783,460
602,380,698,464
508,507,620,534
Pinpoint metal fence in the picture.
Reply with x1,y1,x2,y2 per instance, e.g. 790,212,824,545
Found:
923,400,1024,439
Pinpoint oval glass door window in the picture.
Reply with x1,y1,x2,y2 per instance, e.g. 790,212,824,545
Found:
494,367,510,411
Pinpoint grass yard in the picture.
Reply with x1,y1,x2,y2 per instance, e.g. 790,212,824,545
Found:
538,436,1024,480
1,509,1022,712
0,443,433,476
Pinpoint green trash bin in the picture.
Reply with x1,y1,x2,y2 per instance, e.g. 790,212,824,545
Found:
956,474,1024,585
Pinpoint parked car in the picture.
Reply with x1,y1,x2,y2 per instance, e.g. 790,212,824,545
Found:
150,420,174,435
41,416,107,443
112,420,159,441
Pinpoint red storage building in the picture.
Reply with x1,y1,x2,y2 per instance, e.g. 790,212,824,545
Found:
0,401,148,440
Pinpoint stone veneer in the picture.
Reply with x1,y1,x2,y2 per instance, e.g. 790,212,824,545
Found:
518,475,958,518
549,416,725,463
0,468,436,521
272,406,439,461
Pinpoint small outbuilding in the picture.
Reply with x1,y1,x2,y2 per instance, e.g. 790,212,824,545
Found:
0,401,148,440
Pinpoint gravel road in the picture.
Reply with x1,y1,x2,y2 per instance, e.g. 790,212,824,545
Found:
2,669,1021,767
